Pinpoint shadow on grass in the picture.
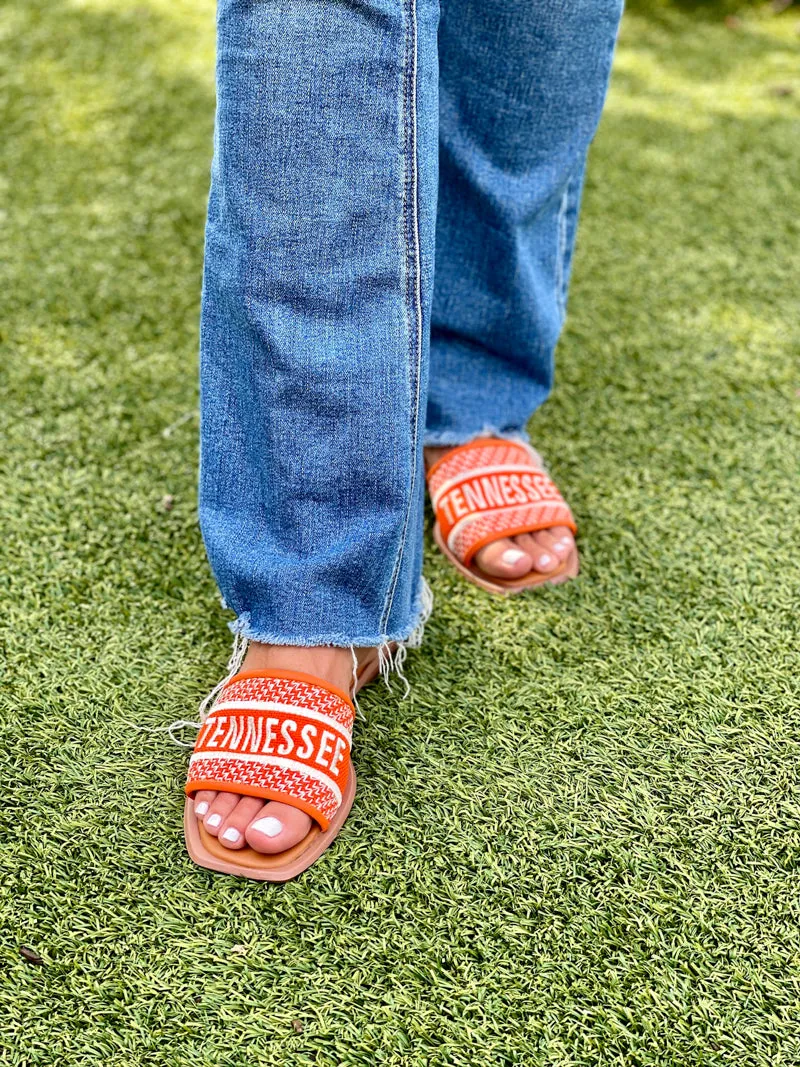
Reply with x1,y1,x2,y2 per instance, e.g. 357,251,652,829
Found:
618,2,799,91
626,0,776,20
4,0,214,341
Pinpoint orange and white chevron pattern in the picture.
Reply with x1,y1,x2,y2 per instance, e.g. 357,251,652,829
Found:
185,673,354,830
427,438,576,566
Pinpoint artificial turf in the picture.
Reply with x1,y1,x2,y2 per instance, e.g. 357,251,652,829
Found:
2,0,799,1063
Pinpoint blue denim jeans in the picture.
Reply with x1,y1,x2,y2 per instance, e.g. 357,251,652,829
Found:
199,0,623,649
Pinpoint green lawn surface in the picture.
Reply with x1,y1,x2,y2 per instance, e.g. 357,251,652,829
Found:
2,1,799,1063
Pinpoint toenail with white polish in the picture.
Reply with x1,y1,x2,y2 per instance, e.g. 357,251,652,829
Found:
222,827,240,843
194,802,208,816
502,549,526,565
251,816,283,838
207,813,222,828
538,553,552,566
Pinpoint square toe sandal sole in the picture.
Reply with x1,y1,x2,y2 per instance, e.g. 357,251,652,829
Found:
183,762,357,882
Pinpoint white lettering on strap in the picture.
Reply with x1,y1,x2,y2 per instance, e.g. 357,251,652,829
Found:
431,464,542,509
210,700,352,742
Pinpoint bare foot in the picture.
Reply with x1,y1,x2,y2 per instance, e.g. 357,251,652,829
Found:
192,643,377,855
424,444,576,581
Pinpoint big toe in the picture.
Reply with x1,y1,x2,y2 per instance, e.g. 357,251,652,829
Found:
246,801,312,854
474,537,534,579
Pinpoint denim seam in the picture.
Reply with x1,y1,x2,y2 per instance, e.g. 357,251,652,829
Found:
555,183,570,322
379,0,422,637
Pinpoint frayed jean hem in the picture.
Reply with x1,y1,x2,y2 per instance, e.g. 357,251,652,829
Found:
423,425,531,447
226,575,434,650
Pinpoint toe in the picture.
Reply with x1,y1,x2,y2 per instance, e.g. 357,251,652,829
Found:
245,801,312,854
513,533,560,574
203,792,239,836
548,525,576,558
217,797,265,850
474,538,534,579
528,529,571,562
193,791,217,819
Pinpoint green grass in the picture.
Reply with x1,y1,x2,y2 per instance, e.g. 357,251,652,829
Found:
2,0,800,1063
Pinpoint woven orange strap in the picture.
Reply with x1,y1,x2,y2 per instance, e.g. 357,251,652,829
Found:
427,438,576,567
185,670,354,831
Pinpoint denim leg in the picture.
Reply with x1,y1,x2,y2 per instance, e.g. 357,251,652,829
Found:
200,0,439,646
424,0,623,445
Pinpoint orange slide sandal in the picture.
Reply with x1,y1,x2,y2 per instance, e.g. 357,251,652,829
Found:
426,437,579,595
184,669,361,881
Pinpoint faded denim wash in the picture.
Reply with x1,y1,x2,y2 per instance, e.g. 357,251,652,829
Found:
199,0,623,649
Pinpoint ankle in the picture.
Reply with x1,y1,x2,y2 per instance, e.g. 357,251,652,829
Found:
424,445,451,471
241,642,353,694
